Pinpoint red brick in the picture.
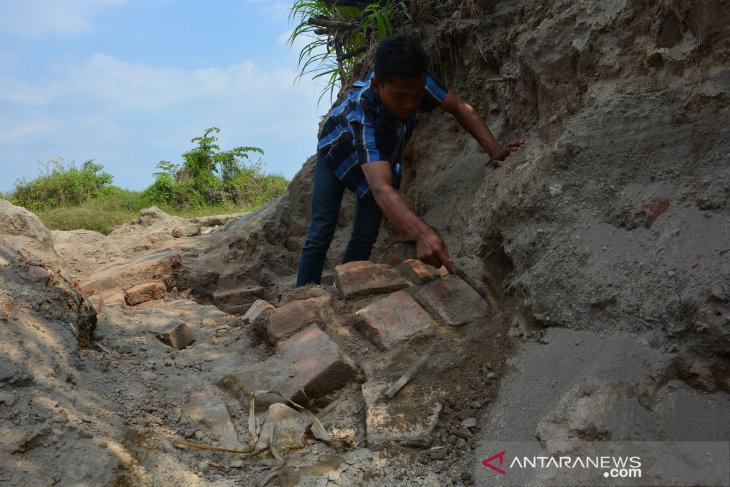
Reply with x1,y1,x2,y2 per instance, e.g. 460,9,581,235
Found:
356,291,437,351
125,281,166,305
80,248,180,296
397,259,447,285
334,261,409,299
266,296,329,343
277,324,355,398
415,277,489,326
98,290,126,308
171,223,201,238
242,299,274,332
212,284,264,307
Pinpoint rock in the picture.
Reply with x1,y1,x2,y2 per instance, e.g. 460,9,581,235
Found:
80,248,181,297
255,403,312,451
355,291,437,350
99,289,126,308
184,390,239,448
137,206,175,226
397,259,446,285
215,357,306,412
157,322,194,350
362,380,442,447
415,277,488,326
334,261,409,299
277,324,356,398
462,418,477,429
267,296,329,343
124,281,166,306
171,224,202,238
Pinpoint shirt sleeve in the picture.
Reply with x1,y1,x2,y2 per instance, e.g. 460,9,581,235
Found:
418,73,448,112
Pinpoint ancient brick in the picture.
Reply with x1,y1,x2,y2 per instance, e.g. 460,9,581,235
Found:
216,357,305,413
212,284,264,308
277,324,355,398
356,291,437,351
98,290,126,308
80,248,181,296
157,322,194,349
266,296,329,343
242,299,274,332
125,281,166,306
334,260,409,299
362,380,442,447
397,259,447,285
415,277,488,326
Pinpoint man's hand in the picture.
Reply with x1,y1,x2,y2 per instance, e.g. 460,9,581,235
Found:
488,138,525,167
416,228,455,275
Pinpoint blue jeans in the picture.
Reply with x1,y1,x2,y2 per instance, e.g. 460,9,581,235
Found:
296,154,383,286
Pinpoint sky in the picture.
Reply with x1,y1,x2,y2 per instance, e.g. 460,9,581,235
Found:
0,0,329,193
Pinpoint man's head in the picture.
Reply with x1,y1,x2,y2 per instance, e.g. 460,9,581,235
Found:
372,34,429,119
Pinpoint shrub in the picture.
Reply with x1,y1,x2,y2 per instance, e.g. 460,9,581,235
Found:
143,127,285,209
8,158,115,211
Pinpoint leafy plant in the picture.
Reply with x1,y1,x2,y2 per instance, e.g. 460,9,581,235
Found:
8,158,114,211
288,0,410,102
144,127,285,209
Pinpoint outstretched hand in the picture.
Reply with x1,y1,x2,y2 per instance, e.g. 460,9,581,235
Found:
489,138,525,167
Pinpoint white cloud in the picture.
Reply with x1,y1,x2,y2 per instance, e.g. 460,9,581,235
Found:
0,0,125,40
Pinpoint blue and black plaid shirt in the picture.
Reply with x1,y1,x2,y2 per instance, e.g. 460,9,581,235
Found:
317,69,448,199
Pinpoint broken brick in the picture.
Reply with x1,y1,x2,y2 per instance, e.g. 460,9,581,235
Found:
212,284,265,312
415,277,488,326
277,324,355,398
397,259,447,285
157,322,194,349
125,281,166,306
242,299,274,333
171,223,201,238
334,261,409,299
80,248,181,296
356,291,437,351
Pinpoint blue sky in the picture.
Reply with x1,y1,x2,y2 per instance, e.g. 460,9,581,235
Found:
0,0,328,193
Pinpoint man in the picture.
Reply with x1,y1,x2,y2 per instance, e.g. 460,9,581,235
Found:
296,34,523,286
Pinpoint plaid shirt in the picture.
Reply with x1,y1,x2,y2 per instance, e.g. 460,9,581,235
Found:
317,69,448,199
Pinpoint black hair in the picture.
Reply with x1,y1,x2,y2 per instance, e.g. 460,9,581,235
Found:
374,33,428,84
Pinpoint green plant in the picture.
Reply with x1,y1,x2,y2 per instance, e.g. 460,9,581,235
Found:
143,127,284,209
288,0,409,102
8,157,115,211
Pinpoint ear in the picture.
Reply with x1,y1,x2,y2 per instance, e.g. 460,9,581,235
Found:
371,76,381,94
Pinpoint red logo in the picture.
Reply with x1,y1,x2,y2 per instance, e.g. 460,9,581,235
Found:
482,451,507,475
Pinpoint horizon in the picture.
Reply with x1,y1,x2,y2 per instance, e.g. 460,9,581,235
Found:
0,0,330,194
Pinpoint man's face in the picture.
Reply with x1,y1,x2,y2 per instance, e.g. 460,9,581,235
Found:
372,74,427,119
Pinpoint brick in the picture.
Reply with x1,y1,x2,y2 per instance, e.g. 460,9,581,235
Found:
242,299,274,332
334,260,409,299
266,296,328,343
415,277,488,326
356,291,437,351
86,295,104,314
171,223,201,238
80,248,181,296
215,357,305,412
256,404,312,451
212,284,264,308
362,380,442,447
397,259,447,285
124,281,166,305
157,322,194,349
277,324,355,398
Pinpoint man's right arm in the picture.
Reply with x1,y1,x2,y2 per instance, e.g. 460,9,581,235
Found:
361,160,454,274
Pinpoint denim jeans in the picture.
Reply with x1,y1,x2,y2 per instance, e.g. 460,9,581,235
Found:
296,154,383,286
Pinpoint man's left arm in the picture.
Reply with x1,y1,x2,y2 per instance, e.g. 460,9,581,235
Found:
438,91,524,167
